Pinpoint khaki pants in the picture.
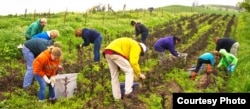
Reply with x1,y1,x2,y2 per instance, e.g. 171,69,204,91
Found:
230,42,239,56
157,51,166,65
105,54,134,99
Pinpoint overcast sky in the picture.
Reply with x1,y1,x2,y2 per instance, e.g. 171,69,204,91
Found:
0,0,243,15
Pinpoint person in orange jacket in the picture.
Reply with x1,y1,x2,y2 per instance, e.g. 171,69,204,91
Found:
33,46,62,103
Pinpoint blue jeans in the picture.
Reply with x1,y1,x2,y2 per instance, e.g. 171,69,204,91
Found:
93,36,102,62
22,46,35,88
141,31,149,44
34,75,55,100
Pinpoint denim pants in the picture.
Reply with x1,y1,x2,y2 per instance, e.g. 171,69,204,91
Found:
93,36,102,62
141,31,149,44
22,46,35,88
34,75,55,100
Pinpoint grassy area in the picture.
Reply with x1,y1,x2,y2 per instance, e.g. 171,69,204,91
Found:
0,5,249,108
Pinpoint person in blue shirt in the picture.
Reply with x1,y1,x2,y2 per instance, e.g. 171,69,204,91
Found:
190,52,216,80
75,28,102,62
32,30,60,40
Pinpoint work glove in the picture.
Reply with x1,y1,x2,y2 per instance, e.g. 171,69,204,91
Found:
227,64,236,73
176,52,181,57
76,44,83,49
50,76,56,87
139,74,146,80
43,76,51,84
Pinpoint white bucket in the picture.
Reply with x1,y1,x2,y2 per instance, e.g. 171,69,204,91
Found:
54,73,78,99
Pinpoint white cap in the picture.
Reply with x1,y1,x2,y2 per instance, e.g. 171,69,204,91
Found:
139,43,147,53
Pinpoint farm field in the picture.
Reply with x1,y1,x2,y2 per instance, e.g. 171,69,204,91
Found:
0,5,250,109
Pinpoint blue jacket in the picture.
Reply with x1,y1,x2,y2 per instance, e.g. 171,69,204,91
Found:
198,53,215,66
81,28,101,46
154,36,178,56
32,31,51,40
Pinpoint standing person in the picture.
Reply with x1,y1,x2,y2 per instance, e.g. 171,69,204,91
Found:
214,36,240,56
103,37,147,100
131,20,149,44
154,36,181,65
25,18,47,40
190,52,216,80
32,30,60,40
33,46,62,103
75,28,102,62
22,38,61,88
217,49,238,73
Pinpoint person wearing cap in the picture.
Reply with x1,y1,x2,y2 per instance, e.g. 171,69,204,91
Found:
33,46,62,103
130,20,149,44
214,36,239,56
217,49,238,73
25,18,47,40
22,38,61,89
103,37,147,100
75,28,102,62
32,30,60,40
154,36,181,65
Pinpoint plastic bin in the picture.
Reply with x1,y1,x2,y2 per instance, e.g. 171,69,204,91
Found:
120,82,139,94
54,73,78,99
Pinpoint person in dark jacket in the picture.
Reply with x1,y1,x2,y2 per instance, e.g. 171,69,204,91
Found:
22,38,61,88
75,28,102,62
25,18,47,40
131,21,149,44
214,37,239,56
154,36,181,65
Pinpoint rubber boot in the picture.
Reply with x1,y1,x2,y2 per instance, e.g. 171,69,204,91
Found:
206,64,212,73
190,72,196,80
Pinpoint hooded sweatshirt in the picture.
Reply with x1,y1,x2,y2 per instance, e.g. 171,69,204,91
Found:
217,49,238,68
33,49,60,77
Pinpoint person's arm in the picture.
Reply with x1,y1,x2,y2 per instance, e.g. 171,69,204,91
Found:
30,25,39,37
129,46,141,77
216,40,221,51
82,37,90,46
217,57,224,68
135,24,141,36
231,56,238,65
168,43,179,57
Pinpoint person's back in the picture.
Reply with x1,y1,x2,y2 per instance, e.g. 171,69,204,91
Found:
105,37,141,59
24,38,54,57
199,53,215,66
82,28,101,45
32,30,59,40
25,18,47,40
154,36,174,52
135,22,148,35
216,37,236,52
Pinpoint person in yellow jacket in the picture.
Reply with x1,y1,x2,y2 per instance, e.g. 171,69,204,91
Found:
103,37,147,100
